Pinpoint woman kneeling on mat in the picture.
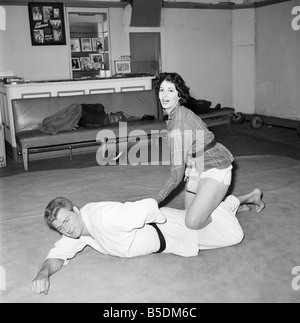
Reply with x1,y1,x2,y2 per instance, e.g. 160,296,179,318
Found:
153,72,264,230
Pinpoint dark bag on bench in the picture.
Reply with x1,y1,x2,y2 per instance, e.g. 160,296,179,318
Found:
109,111,127,124
109,111,139,124
78,103,109,128
185,97,212,115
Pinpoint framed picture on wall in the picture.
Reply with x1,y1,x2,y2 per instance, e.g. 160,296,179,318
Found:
72,58,81,71
70,38,81,52
114,60,131,74
81,38,92,52
92,38,104,52
90,53,103,64
80,57,91,71
28,2,66,46
90,53,103,70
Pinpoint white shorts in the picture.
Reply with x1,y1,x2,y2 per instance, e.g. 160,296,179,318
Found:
186,165,233,194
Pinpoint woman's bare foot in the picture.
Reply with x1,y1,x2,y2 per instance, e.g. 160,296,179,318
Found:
237,204,251,213
237,188,265,213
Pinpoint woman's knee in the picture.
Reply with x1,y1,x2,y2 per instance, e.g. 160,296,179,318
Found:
185,212,212,230
185,217,200,230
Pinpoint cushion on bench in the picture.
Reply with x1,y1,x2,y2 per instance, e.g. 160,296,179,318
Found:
16,120,167,150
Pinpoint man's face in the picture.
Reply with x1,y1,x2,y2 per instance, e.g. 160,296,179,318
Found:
52,207,84,239
159,80,180,114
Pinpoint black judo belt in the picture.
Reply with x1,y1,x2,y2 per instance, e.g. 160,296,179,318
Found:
149,223,166,253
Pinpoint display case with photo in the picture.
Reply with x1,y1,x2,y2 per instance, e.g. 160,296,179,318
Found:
92,37,105,52
80,57,91,71
68,8,111,78
81,38,92,52
72,58,81,71
70,38,81,52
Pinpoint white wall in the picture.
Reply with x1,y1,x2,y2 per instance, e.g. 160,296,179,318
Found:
162,9,232,107
108,7,127,66
0,6,70,81
0,5,233,107
0,6,127,81
255,0,300,120
232,8,255,114
1,2,297,120
123,6,233,107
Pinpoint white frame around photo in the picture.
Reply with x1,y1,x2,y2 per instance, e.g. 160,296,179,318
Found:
80,56,91,71
90,53,104,64
114,60,131,74
70,38,81,52
81,38,92,52
90,53,103,70
92,37,104,52
71,57,81,71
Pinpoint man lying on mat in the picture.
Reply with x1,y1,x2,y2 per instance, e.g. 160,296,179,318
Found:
31,188,265,295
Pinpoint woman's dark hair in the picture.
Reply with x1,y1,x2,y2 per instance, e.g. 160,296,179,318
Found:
44,197,75,228
154,72,190,105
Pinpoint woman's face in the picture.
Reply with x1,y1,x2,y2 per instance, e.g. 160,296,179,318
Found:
159,80,180,114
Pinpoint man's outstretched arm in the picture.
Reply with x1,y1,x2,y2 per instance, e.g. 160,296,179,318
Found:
31,258,64,295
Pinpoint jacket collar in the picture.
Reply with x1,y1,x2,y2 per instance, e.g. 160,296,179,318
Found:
166,103,180,121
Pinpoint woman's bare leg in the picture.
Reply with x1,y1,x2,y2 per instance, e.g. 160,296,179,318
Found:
185,178,230,230
185,190,196,210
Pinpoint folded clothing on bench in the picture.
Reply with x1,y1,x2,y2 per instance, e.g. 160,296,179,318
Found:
38,103,83,135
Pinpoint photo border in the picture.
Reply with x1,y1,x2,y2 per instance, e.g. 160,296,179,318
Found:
90,53,104,63
71,57,81,71
80,56,91,71
81,38,92,52
70,38,81,52
28,2,66,46
114,60,131,74
92,37,105,52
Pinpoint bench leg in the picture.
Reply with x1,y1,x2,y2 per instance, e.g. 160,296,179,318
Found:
22,148,29,171
228,114,234,126
68,146,73,160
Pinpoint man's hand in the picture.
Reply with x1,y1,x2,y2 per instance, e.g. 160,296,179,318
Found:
31,273,50,294
31,258,64,295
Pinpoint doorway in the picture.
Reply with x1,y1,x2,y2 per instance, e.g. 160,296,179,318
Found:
129,32,161,76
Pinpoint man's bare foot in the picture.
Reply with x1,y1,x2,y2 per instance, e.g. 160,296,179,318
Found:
237,188,265,213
